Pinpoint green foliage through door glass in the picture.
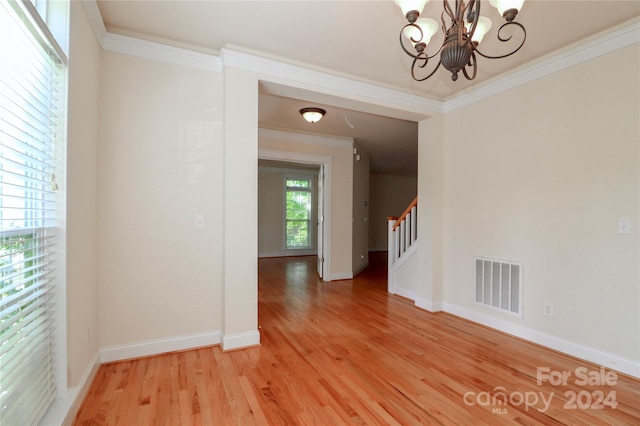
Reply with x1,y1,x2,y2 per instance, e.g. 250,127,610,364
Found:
285,178,312,248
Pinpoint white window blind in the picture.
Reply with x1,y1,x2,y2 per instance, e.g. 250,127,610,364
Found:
0,1,65,424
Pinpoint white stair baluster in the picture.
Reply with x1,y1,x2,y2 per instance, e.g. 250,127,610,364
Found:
410,205,417,245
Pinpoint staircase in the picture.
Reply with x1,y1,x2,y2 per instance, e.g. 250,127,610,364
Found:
387,197,418,300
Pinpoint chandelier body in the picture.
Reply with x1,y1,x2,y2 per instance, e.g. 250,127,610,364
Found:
398,0,527,82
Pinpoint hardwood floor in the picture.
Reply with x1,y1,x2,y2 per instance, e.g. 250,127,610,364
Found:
74,253,640,425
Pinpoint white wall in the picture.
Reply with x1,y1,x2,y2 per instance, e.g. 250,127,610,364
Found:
98,51,223,350
66,0,100,389
438,45,639,367
368,174,418,252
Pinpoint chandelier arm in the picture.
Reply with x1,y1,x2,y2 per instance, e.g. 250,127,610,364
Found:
456,2,465,46
464,0,479,45
474,21,527,60
399,23,421,59
399,23,444,61
461,51,478,80
411,54,444,82
466,0,478,24
443,0,454,24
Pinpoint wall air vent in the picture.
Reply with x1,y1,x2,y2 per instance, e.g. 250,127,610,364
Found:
475,257,523,317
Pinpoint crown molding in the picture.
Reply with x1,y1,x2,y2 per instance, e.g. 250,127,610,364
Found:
80,0,221,72
80,0,106,48
443,18,640,113
221,48,444,118
81,0,638,116
103,33,222,72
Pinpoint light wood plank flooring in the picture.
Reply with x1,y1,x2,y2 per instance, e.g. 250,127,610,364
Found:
74,253,640,425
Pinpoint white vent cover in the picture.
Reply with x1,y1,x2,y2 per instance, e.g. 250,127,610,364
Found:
475,257,523,316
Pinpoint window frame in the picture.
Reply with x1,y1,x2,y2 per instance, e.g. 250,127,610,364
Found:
284,175,314,250
0,1,68,424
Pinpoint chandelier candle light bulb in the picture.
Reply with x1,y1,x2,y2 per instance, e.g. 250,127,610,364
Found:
395,0,429,21
403,18,438,48
466,16,492,44
489,0,525,21
397,0,527,82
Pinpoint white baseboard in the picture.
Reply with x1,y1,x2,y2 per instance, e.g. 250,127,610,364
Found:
329,272,353,281
259,250,317,258
41,352,100,426
100,330,221,363
394,287,417,302
443,303,640,379
415,297,443,313
222,330,261,351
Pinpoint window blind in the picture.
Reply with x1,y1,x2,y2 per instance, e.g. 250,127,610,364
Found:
0,1,65,424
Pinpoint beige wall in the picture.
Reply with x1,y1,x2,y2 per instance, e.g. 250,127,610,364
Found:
258,168,286,256
352,144,370,274
66,0,100,387
417,115,445,310
222,67,259,346
440,45,639,362
98,52,223,348
368,174,418,252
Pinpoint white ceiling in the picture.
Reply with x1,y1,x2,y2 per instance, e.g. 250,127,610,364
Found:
96,0,640,175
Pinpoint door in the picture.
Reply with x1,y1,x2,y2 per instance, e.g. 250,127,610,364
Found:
317,165,324,278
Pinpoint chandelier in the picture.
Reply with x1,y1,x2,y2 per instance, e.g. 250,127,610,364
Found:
396,0,527,81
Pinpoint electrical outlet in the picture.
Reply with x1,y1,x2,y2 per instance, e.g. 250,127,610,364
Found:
543,302,552,317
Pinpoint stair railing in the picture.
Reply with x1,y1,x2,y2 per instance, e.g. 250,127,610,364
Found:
387,196,418,282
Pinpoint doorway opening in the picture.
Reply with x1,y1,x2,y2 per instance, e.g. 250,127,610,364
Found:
258,151,332,280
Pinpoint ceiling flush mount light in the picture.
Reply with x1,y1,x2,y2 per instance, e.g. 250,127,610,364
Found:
396,0,527,82
300,107,326,123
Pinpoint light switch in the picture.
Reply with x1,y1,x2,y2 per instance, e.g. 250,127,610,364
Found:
195,214,205,229
618,217,631,235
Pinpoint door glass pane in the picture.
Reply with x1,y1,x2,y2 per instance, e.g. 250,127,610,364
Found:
285,179,311,248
